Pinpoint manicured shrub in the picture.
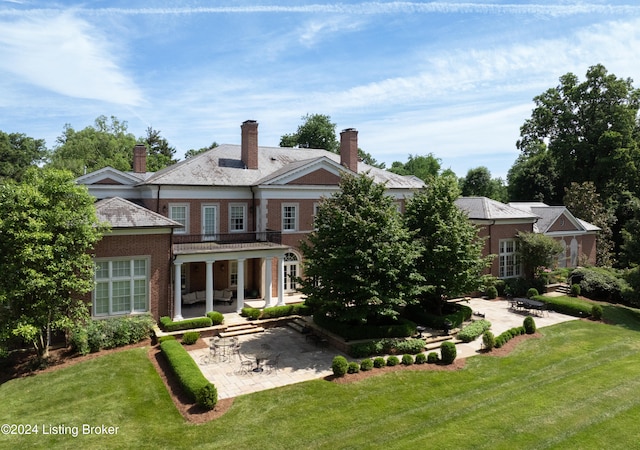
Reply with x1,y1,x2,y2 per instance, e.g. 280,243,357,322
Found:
486,286,498,299
440,341,457,365
182,331,200,345
331,355,348,377
206,311,224,325
160,340,211,402
523,316,537,334
427,352,439,364
494,336,504,348
572,267,628,303
347,361,360,374
401,354,414,365
394,339,426,355
539,296,592,317
360,358,373,371
314,313,417,340
157,335,177,344
457,319,492,343
415,353,427,364
526,288,539,299
196,383,218,410
482,331,495,351
241,307,262,320
403,303,472,330
591,304,603,321
386,355,400,366
571,283,581,297
373,357,386,368
159,316,212,332
71,315,155,355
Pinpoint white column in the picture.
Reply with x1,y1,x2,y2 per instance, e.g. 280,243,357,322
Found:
236,258,246,313
173,262,183,321
277,255,285,306
205,260,214,314
264,257,273,307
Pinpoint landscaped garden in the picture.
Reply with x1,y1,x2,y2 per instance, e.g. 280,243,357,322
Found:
2,305,640,449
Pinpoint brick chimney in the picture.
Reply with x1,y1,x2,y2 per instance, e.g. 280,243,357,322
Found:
241,120,259,170
133,144,147,173
340,128,358,173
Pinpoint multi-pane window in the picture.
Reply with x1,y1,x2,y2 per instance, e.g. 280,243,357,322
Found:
283,252,300,291
229,204,246,232
282,204,298,231
202,205,218,239
94,258,149,316
169,204,188,234
499,239,521,278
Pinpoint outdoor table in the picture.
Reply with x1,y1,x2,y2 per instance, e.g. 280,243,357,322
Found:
212,337,236,361
250,351,271,373
514,298,546,316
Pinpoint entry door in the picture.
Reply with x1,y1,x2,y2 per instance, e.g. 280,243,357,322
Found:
283,252,299,292
202,205,218,240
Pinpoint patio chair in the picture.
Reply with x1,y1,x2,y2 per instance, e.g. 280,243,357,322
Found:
264,353,281,373
237,353,254,375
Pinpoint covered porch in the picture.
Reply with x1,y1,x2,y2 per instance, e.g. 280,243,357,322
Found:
171,241,291,321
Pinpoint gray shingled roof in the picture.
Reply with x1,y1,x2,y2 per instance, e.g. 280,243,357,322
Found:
455,197,539,221
95,197,182,229
142,144,424,189
509,202,601,233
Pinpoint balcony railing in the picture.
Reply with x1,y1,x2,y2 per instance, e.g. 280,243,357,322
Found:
173,230,282,245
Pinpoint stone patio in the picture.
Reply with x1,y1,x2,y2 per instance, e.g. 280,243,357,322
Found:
188,297,578,399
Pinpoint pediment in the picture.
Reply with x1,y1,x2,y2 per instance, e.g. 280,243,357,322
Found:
259,157,350,186
76,167,143,186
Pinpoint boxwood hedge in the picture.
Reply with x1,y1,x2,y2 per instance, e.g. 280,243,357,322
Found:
159,316,212,332
160,340,217,409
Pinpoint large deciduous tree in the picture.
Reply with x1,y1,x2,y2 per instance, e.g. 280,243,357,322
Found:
280,113,339,152
0,168,106,358
0,131,48,181
512,64,640,203
405,175,491,315
389,153,442,182
459,166,508,202
50,115,137,176
298,173,422,324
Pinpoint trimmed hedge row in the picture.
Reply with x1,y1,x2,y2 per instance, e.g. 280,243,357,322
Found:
404,303,472,329
457,319,492,343
535,295,594,318
494,326,526,349
206,311,224,325
160,340,217,409
159,316,212,332
241,303,312,320
349,338,425,358
70,315,155,355
313,313,417,341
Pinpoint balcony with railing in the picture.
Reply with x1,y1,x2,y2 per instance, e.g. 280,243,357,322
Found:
173,230,282,246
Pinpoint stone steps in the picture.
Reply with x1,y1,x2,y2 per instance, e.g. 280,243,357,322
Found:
219,324,265,338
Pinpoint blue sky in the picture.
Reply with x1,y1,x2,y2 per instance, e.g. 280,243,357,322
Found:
1,1,640,179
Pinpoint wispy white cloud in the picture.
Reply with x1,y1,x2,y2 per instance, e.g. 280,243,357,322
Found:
2,2,640,17
0,12,143,105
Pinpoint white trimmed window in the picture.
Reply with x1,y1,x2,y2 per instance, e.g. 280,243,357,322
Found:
94,258,149,316
229,260,247,287
229,204,246,232
202,204,218,240
282,203,298,232
283,252,300,291
169,204,189,234
499,239,521,278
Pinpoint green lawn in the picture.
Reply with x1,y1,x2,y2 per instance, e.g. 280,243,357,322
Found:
2,315,640,449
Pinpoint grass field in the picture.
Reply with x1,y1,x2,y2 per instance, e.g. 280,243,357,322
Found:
2,308,640,449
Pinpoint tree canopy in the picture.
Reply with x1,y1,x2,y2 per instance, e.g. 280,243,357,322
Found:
0,168,106,357
405,174,491,314
298,173,422,324
510,64,640,203
516,232,564,280
389,153,442,182
459,166,508,202
50,115,137,176
142,126,178,171
280,113,339,152
185,142,218,159
0,131,48,181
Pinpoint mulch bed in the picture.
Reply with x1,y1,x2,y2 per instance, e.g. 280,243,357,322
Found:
2,332,540,424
